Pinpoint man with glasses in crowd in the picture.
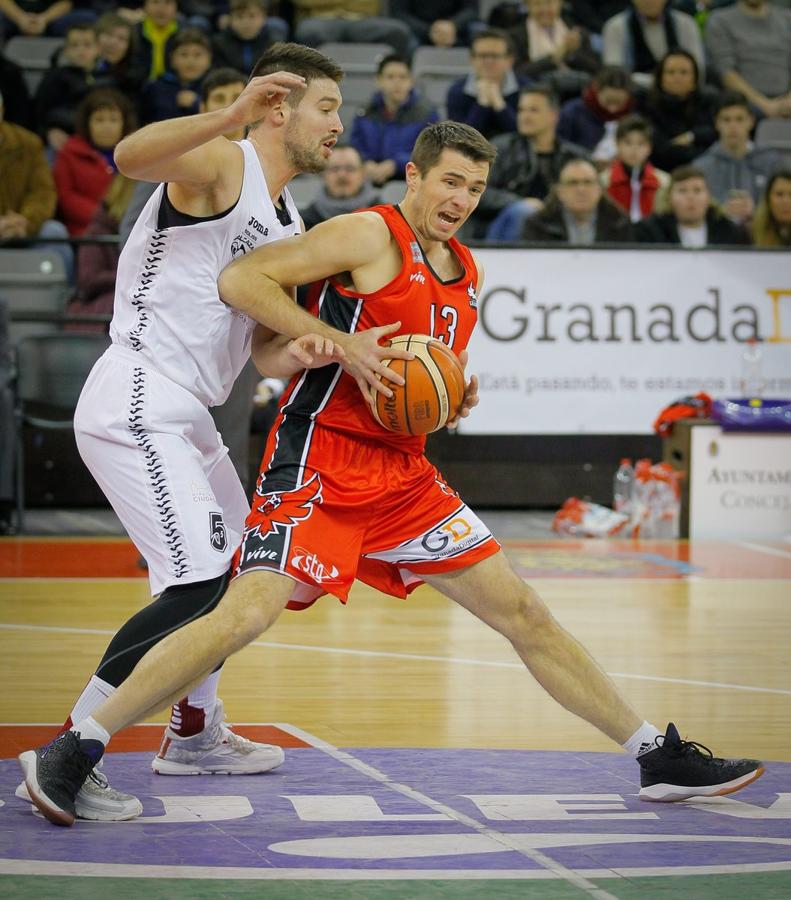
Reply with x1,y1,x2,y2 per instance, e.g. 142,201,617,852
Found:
447,28,532,140
302,143,381,231
524,156,634,243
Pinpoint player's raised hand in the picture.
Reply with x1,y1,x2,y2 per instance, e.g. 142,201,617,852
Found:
287,334,346,370
447,349,479,429
224,72,307,128
339,322,414,399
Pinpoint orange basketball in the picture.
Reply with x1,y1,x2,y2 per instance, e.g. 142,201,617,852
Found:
368,334,466,435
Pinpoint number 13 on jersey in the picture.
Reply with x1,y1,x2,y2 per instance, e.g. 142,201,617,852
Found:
430,303,459,348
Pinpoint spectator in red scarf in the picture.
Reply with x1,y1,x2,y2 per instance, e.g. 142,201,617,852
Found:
556,65,635,167
53,87,136,235
602,114,669,222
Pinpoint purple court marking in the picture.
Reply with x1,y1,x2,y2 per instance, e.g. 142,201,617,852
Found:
1,749,789,876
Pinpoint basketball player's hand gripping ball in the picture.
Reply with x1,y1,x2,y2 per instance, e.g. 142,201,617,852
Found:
368,334,466,435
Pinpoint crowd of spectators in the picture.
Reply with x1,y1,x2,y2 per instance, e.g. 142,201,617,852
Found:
1,0,791,290
1,0,791,535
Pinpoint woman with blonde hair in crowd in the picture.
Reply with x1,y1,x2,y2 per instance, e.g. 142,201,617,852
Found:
752,170,791,248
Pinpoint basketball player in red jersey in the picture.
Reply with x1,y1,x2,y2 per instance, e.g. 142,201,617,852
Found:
21,122,763,825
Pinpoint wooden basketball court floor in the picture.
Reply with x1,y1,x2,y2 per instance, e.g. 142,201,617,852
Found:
0,518,790,899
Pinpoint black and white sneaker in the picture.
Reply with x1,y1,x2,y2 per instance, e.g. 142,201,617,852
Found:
638,722,764,802
18,731,105,826
15,767,142,821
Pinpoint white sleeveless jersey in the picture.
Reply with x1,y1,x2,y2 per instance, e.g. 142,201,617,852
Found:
110,139,301,406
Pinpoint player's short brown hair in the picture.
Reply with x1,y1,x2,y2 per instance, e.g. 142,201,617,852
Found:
249,42,343,107
410,121,496,175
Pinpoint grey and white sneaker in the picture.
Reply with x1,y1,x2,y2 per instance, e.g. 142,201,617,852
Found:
18,731,104,826
152,700,285,775
16,767,143,821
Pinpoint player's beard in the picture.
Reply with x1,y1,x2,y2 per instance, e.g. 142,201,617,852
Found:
284,118,327,175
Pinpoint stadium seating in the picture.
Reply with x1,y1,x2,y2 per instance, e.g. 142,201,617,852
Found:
13,332,110,531
288,174,323,209
0,249,70,344
379,179,407,206
412,46,471,117
3,35,64,93
755,117,791,166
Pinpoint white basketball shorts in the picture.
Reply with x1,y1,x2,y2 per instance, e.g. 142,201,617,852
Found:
74,345,249,595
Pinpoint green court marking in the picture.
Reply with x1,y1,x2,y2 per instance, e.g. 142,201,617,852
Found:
2,874,790,900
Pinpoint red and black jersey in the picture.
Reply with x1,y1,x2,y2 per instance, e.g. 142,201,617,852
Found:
275,204,480,458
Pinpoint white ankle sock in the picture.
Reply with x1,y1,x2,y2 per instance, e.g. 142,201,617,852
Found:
71,716,111,747
623,721,663,757
69,675,115,725
186,671,221,710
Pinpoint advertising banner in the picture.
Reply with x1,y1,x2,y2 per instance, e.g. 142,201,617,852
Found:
689,427,791,539
461,249,791,434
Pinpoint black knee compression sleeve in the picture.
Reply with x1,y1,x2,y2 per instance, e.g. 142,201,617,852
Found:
95,570,230,687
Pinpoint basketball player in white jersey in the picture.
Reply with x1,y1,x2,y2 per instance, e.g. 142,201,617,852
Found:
15,42,410,821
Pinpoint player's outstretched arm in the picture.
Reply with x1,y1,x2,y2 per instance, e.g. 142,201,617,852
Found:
251,328,346,379
114,72,306,185
218,212,412,396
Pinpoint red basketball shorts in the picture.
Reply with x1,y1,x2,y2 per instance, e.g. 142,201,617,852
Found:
231,425,500,609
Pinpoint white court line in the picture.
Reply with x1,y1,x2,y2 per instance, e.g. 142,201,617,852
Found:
734,541,791,561
1,860,790,880
280,727,619,900
1,622,790,697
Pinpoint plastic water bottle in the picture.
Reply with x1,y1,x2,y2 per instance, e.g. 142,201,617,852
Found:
631,459,653,538
740,339,764,398
613,458,635,516
652,463,681,539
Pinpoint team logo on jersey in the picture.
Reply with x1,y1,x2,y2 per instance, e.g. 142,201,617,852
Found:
290,546,341,584
467,282,478,309
230,237,247,258
434,477,458,498
248,473,323,540
231,216,270,259
209,512,227,552
409,271,426,284
421,516,472,553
